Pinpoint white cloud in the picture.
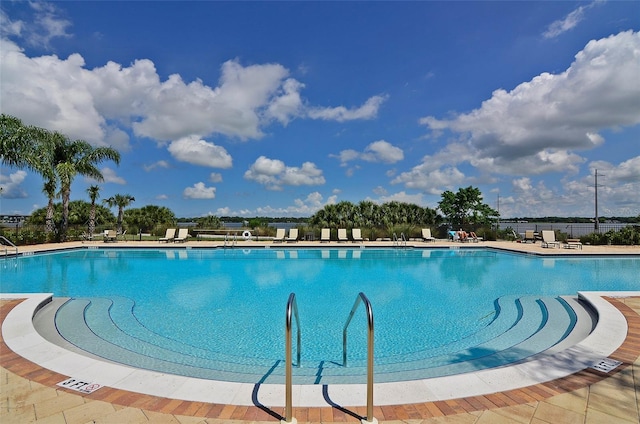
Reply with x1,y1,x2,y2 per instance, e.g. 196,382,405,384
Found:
307,95,388,122
499,156,640,217
99,167,126,184
0,170,28,198
183,182,216,199
418,30,640,177
167,135,232,168
265,78,305,125
543,1,604,39
209,172,223,183
392,164,466,194
0,37,385,152
0,10,23,39
244,156,325,190
143,160,170,172
375,191,425,206
333,140,404,165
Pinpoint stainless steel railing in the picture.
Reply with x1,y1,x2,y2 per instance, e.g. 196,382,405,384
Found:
342,292,375,423
0,236,18,257
284,293,301,423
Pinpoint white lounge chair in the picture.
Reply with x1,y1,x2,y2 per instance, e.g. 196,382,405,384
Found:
273,228,286,243
338,228,348,242
352,228,363,243
159,228,176,243
174,228,189,243
286,228,298,242
421,228,436,242
541,230,560,248
320,228,330,242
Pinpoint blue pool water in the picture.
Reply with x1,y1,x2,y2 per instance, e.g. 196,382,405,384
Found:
2,248,639,369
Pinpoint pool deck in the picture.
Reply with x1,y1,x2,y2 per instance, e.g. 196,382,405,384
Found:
1,240,639,423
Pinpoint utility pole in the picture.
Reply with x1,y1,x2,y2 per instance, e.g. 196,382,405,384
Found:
594,169,601,232
496,193,500,231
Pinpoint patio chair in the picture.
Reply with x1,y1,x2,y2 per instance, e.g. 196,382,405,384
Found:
103,229,117,243
337,228,348,242
352,228,363,243
273,228,286,242
541,230,560,248
159,228,176,243
421,228,436,242
174,228,189,243
286,228,298,242
320,228,330,242
524,230,536,243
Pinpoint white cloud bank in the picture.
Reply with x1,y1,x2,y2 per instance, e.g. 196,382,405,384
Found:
0,37,386,168
394,31,640,196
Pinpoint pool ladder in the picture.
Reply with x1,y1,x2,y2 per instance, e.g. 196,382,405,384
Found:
392,232,407,248
0,236,18,258
283,292,376,424
223,233,237,248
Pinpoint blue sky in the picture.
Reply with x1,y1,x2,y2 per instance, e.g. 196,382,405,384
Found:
1,1,639,219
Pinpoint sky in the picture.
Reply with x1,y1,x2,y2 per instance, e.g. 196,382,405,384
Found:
1,1,639,219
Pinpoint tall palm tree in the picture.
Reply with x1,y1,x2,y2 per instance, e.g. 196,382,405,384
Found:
1,116,58,234
42,179,57,234
104,194,135,234
51,132,120,241
87,185,101,238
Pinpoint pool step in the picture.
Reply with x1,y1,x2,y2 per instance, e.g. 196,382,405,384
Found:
53,294,592,385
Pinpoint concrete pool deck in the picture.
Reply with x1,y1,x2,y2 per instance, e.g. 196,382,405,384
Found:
1,240,639,422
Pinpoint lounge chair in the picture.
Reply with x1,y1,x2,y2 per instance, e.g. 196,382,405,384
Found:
524,230,536,243
174,228,189,243
273,228,286,243
320,228,330,242
564,239,583,250
159,228,176,243
448,230,458,241
468,231,482,243
421,228,436,242
337,228,348,242
541,230,560,248
286,228,298,242
103,229,117,243
352,228,363,243
118,230,127,241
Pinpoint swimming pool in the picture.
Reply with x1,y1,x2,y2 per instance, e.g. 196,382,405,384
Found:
2,247,639,384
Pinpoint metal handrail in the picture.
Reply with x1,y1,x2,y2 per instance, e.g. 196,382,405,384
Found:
284,293,301,423
0,236,18,256
223,233,238,248
392,232,406,248
342,292,375,423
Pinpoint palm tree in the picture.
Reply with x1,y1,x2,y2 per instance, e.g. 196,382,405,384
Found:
87,185,101,238
51,132,120,241
1,116,58,235
104,194,135,234
1,115,121,240
42,179,57,235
